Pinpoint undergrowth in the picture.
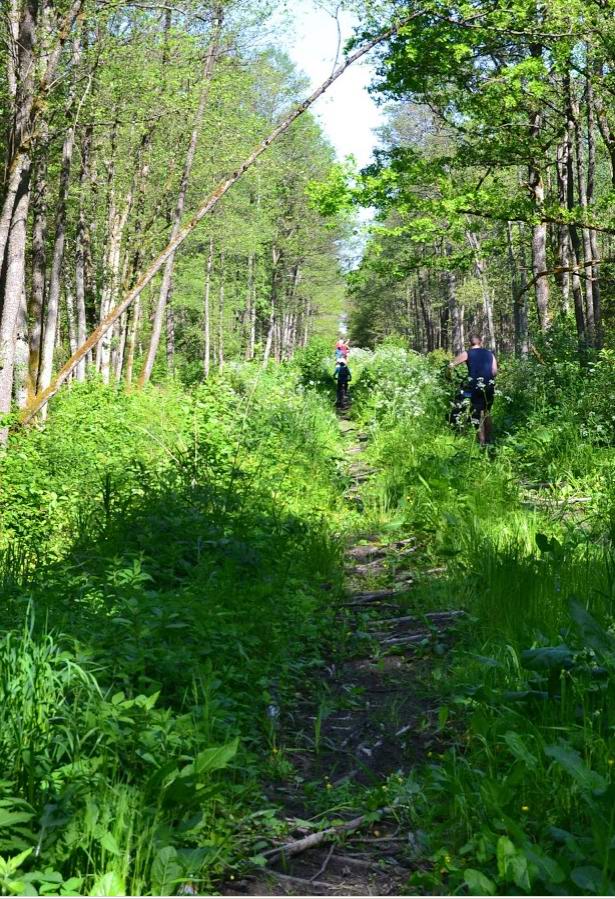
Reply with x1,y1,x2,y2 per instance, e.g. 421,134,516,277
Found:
351,346,615,896
0,364,345,895
5,342,615,895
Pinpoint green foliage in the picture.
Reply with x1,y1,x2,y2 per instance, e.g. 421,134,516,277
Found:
0,366,344,894
353,345,615,895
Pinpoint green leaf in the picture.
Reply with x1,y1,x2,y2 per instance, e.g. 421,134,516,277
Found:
496,836,515,879
100,832,121,856
569,598,615,655
437,706,449,730
193,737,239,775
463,868,495,895
521,645,574,671
0,811,34,829
8,880,36,896
545,743,606,794
60,877,83,895
5,847,33,873
151,846,182,895
504,731,538,769
570,866,603,892
524,847,565,886
89,871,125,897
496,836,531,891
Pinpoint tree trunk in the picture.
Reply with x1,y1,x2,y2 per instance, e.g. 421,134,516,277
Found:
203,235,214,377
74,124,93,382
38,41,82,409
465,230,495,347
125,299,140,385
507,222,529,358
586,72,602,346
555,140,571,313
114,312,128,382
592,63,615,189
445,245,463,354
263,246,280,367
28,153,47,399
13,286,29,408
528,77,550,331
244,253,254,360
139,11,222,386
217,249,225,370
65,274,78,356
565,73,587,351
572,89,595,344
0,170,31,435
166,292,175,372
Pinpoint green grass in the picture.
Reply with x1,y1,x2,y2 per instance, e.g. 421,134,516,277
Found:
5,344,615,894
350,347,615,895
0,365,347,895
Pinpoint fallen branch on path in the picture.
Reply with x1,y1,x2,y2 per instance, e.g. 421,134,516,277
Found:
521,496,592,507
310,843,336,882
346,589,409,606
346,545,387,560
371,611,466,627
379,633,430,646
269,871,332,890
263,807,395,862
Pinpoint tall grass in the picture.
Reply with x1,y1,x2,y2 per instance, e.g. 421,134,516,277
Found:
355,347,615,895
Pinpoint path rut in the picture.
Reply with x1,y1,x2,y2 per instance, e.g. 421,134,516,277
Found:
223,414,464,897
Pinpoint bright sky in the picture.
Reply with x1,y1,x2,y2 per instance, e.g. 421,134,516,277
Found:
277,2,384,169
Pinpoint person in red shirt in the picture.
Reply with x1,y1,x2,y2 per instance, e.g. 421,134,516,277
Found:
335,338,349,360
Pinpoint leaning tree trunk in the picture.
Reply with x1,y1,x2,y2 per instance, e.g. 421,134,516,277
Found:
20,13,418,424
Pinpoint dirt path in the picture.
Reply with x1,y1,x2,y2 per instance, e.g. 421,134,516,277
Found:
224,415,464,896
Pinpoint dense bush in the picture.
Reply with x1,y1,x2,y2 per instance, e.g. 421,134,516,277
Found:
0,366,344,894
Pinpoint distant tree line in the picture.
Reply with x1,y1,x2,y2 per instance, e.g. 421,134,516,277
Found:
345,0,615,359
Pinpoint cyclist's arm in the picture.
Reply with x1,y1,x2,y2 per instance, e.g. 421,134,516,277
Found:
449,351,468,369
492,355,498,376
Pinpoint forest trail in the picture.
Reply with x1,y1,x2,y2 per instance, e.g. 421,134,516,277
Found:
225,411,465,896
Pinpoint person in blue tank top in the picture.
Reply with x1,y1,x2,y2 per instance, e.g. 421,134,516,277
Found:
448,334,497,445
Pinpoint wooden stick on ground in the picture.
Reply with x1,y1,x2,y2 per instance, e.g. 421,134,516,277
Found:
264,807,394,862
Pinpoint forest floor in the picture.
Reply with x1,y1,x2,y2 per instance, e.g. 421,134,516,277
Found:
224,410,465,896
